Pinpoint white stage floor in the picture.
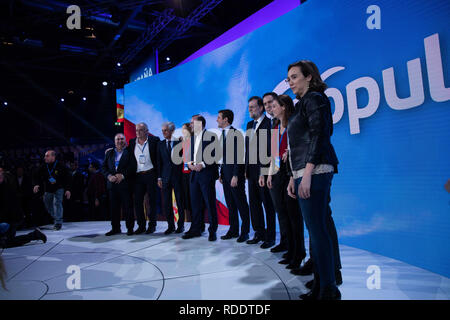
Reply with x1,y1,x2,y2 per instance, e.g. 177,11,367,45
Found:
1,221,449,300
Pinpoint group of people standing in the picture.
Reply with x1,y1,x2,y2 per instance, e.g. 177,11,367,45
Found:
1,59,343,300
101,59,342,300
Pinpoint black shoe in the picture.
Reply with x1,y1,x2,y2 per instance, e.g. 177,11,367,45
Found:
182,232,201,239
33,228,47,243
134,227,146,235
221,232,239,240
300,290,319,300
164,228,175,235
236,234,249,243
145,225,156,234
278,258,290,265
282,252,290,259
105,229,121,236
208,232,217,241
286,263,300,270
246,237,262,244
319,286,341,300
53,224,62,231
260,241,275,249
336,270,343,286
127,229,134,236
175,226,185,234
291,259,314,276
305,279,314,290
270,244,288,253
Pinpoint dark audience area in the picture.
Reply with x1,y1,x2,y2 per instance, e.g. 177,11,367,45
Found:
0,144,113,230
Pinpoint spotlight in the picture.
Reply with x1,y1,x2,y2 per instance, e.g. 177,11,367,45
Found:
60,98,65,102
117,62,121,67
3,102,7,106
82,97,87,101
166,57,170,61
102,81,108,86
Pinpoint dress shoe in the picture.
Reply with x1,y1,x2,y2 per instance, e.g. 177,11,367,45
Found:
246,237,262,244
127,229,134,236
182,232,201,239
286,262,300,270
336,270,343,286
270,244,288,253
319,286,341,300
208,232,217,241
278,258,290,265
299,290,319,300
53,224,62,231
105,229,121,236
305,279,314,290
282,252,290,259
221,233,239,240
260,241,275,249
291,259,314,276
145,225,156,234
236,234,249,243
164,228,175,235
175,226,185,234
33,228,47,243
134,227,146,235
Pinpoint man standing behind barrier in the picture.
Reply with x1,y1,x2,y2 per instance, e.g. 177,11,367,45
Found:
33,150,71,230
102,133,135,236
217,109,250,242
157,122,185,234
127,122,160,234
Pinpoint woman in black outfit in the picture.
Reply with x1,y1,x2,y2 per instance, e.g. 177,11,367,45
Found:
267,94,306,270
286,60,341,300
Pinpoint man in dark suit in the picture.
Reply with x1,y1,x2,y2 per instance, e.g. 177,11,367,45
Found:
245,96,276,249
216,109,250,243
101,133,135,236
127,122,160,234
183,116,219,241
157,122,185,234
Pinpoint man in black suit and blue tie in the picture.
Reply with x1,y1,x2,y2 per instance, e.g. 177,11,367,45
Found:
216,109,250,243
245,96,276,249
102,133,136,236
157,122,185,234
182,116,219,241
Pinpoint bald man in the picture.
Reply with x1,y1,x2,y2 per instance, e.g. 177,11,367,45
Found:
33,150,71,230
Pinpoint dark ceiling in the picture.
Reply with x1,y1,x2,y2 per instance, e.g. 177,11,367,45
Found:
0,0,273,148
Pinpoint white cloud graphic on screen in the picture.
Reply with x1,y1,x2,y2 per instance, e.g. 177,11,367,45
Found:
125,95,167,138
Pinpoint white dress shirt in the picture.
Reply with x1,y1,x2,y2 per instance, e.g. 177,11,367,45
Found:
134,138,154,172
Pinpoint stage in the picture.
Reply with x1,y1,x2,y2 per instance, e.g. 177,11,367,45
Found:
1,221,448,300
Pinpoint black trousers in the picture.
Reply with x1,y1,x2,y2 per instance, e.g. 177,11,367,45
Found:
309,188,342,271
222,175,250,236
108,183,133,231
161,175,185,230
247,176,276,241
133,170,158,228
269,171,306,264
190,173,217,234
2,223,35,248
181,172,192,213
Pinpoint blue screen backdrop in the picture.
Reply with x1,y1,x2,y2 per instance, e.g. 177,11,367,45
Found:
125,0,450,277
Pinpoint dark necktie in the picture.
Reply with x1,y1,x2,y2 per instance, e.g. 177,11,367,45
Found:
167,140,171,153
252,120,258,130
222,130,226,163
271,118,276,129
